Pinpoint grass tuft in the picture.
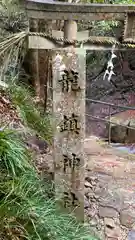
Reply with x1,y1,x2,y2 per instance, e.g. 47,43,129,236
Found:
8,82,53,143
0,126,97,240
0,127,32,176
0,171,96,240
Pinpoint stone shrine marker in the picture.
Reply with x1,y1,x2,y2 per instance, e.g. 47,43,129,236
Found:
53,49,85,220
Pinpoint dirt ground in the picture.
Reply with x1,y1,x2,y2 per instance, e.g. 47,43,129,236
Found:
84,136,135,240
85,136,135,189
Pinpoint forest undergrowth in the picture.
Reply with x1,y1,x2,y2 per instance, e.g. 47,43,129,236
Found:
0,94,97,240
0,77,97,240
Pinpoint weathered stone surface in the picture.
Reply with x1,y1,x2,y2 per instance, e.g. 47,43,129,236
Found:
89,219,97,227
105,225,121,239
99,206,118,218
86,192,94,198
120,208,135,228
87,206,97,218
85,181,93,188
99,192,124,212
85,176,98,182
128,230,135,240
53,50,86,221
94,185,108,196
104,218,115,228
84,137,135,238
85,187,93,197
109,119,129,143
127,119,135,143
84,196,90,209
104,218,121,239
105,117,135,144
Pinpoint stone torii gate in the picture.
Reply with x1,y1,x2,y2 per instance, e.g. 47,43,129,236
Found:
25,0,135,221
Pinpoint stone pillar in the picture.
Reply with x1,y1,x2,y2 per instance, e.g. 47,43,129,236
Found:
64,20,77,41
53,48,86,221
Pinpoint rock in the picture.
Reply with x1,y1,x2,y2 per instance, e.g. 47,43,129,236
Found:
99,192,124,212
89,219,97,227
111,124,128,143
87,208,97,218
94,195,100,200
128,230,135,240
104,218,115,228
120,208,135,228
85,188,91,197
105,116,135,143
94,186,107,196
91,181,96,186
85,176,92,183
85,176,98,186
99,206,118,218
104,218,121,239
89,176,98,182
25,135,49,154
85,181,93,188
107,237,119,240
84,198,90,209
87,192,94,198
126,119,135,143
105,119,129,143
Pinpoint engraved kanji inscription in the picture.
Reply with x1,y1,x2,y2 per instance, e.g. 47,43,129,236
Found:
63,191,79,208
60,115,69,132
69,113,80,134
63,153,80,173
60,113,80,134
53,50,85,221
70,70,80,91
59,69,80,92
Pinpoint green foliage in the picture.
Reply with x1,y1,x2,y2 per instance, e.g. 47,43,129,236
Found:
91,20,119,36
81,0,135,37
0,0,27,38
0,127,32,176
0,172,96,240
8,83,53,143
0,127,97,240
0,33,53,144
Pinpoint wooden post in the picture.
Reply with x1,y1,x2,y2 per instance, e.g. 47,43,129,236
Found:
38,19,52,106
27,18,52,104
28,19,40,97
53,48,85,221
